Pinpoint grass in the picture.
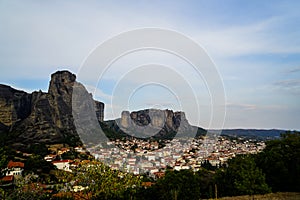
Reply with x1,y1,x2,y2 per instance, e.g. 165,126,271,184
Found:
215,192,300,200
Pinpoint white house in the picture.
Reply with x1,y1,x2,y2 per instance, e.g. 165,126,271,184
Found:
52,160,72,172
6,160,24,177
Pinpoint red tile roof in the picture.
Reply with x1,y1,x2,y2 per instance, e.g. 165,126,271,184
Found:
153,172,165,178
1,175,14,182
7,160,24,168
142,182,154,188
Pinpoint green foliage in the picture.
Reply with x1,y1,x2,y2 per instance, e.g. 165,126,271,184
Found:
2,130,300,199
256,131,300,192
61,149,90,160
201,160,217,171
2,174,50,200
28,143,49,157
196,168,215,199
0,147,8,171
25,155,55,174
70,161,141,199
148,169,201,200
216,154,271,197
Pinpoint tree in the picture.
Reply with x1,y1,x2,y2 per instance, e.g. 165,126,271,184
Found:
0,147,8,172
196,168,215,199
28,143,49,157
256,131,300,192
25,155,55,174
154,169,201,200
3,173,50,200
65,161,142,199
216,154,270,197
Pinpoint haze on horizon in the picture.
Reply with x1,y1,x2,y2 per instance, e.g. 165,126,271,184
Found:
0,0,299,130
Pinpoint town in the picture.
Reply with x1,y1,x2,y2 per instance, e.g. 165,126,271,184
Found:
90,135,266,175
1,135,265,185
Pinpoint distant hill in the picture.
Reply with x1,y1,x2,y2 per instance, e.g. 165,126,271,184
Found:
214,129,286,140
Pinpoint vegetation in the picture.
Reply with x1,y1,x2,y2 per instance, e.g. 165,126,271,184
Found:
136,131,300,199
0,147,8,170
216,154,271,197
256,131,300,192
0,131,299,199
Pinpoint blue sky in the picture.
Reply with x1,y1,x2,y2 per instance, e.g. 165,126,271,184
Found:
0,0,299,130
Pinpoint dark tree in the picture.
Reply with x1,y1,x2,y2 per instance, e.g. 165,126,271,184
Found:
216,154,270,197
256,131,300,192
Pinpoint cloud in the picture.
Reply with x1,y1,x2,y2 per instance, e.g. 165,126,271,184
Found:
287,67,300,74
194,16,300,58
226,102,286,112
1,1,300,129
226,103,257,111
273,79,300,95
84,85,112,102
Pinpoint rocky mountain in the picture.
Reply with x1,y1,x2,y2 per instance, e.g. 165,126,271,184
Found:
1,70,284,151
106,109,207,140
0,70,207,151
0,70,104,149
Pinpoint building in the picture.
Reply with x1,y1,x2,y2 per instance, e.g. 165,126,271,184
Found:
6,160,24,176
52,160,72,172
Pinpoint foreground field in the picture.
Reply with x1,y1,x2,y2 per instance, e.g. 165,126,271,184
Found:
217,192,300,200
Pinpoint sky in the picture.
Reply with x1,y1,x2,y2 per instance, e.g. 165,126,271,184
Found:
0,0,299,130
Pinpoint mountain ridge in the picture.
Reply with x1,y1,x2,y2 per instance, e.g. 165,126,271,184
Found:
0,70,289,151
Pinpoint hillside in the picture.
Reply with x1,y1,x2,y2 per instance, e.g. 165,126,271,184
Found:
219,129,285,140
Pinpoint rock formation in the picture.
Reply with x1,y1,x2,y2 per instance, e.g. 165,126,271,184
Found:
0,70,104,148
0,70,206,149
0,85,31,127
112,109,206,139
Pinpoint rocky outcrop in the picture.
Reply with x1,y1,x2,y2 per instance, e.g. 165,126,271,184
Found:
95,100,105,122
0,70,105,147
0,70,206,148
0,85,32,127
111,109,206,139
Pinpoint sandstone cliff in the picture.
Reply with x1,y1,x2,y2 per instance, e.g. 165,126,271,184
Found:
0,70,104,147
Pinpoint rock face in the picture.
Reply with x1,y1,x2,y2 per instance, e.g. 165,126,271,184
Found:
112,109,206,139
0,70,104,146
0,70,206,148
0,85,32,127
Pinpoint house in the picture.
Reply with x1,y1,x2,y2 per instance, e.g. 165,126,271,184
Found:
72,185,88,192
57,148,70,155
153,171,165,180
141,182,154,188
0,175,14,187
6,160,24,176
52,160,72,172
74,147,86,153
44,154,57,162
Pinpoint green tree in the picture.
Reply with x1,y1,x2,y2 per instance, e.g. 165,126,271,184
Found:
68,161,141,199
3,173,50,200
0,147,8,171
256,131,300,192
196,168,215,199
154,169,201,200
28,143,49,157
216,154,270,197
25,155,55,174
